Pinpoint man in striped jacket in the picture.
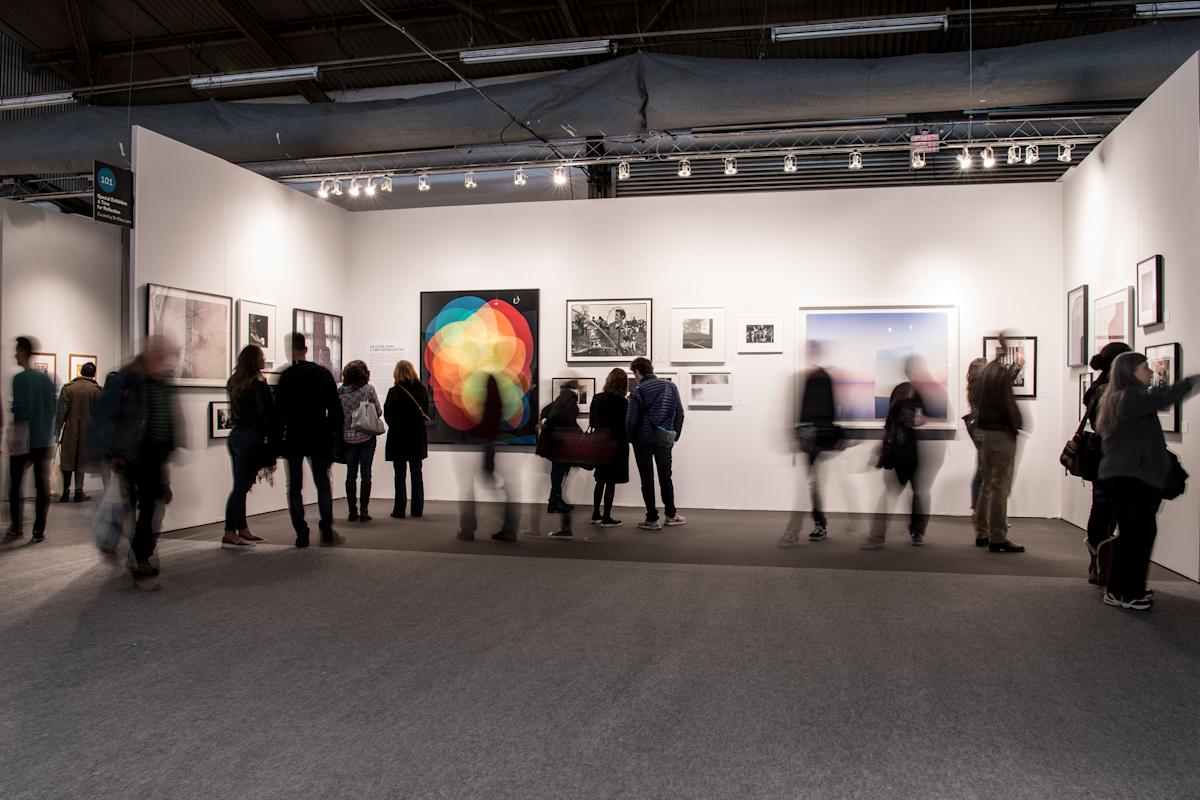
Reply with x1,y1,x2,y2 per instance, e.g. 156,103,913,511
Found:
626,358,686,530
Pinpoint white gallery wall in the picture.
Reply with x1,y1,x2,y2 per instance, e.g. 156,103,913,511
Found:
132,127,349,532
1062,55,1200,580
0,199,124,495
347,182,1065,520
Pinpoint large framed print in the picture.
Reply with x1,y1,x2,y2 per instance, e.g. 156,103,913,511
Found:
1067,285,1088,367
670,306,726,363
147,283,232,387
737,315,784,354
421,289,539,445
983,336,1038,398
1093,287,1134,356
799,305,958,427
566,298,651,362
293,308,343,380
238,300,277,371
1146,342,1182,433
1136,255,1164,328
687,370,734,408
209,401,234,439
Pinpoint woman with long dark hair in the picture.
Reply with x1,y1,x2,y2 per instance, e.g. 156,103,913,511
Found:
222,344,276,547
588,368,630,535
1081,341,1131,585
383,360,429,519
1097,352,1197,610
339,360,383,522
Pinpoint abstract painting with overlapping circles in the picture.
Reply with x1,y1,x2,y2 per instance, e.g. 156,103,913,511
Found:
421,290,539,444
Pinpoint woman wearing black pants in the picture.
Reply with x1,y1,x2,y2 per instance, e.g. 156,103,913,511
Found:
588,368,630,532
223,345,275,548
383,360,429,519
1097,352,1197,610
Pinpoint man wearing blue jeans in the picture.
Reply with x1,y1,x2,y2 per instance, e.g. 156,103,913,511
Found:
626,358,686,530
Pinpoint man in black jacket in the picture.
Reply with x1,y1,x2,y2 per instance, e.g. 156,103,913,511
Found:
783,341,841,544
275,333,344,548
975,334,1026,553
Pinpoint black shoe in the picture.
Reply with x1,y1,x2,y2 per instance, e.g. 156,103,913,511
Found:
391,509,406,519
295,534,310,548
600,517,623,528
3,529,23,542
359,513,372,523
548,529,574,540
31,532,45,543
59,492,71,503
591,512,603,525
457,531,476,541
130,562,159,578
320,531,346,546
988,541,1025,553
348,510,359,522
975,537,989,547
491,530,517,542
74,493,91,502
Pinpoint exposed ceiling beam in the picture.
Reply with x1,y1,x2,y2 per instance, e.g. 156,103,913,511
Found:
63,0,94,83
557,0,582,37
441,0,528,41
211,0,332,103
642,0,681,34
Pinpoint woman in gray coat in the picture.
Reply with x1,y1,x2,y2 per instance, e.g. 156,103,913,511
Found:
1097,352,1198,610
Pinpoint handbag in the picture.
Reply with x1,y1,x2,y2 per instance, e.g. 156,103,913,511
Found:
554,428,617,469
1060,416,1101,481
352,400,386,435
92,477,130,554
1163,451,1189,500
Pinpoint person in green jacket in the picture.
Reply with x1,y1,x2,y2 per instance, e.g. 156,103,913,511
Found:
5,336,57,543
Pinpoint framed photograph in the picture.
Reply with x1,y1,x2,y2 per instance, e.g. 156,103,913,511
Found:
1093,287,1134,356
293,308,343,380
1146,342,1182,433
209,401,234,439
1067,285,1088,367
1079,372,1093,422
566,298,651,362
550,377,596,414
147,283,232,387
238,299,277,371
982,336,1038,398
68,354,98,380
627,370,677,388
799,305,959,427
670,306,726,363
1136,255,1164,328
29,352,57,379
737,315,784,354
687,370,734,408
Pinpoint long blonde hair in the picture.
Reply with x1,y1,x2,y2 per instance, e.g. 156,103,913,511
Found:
393,359,418,384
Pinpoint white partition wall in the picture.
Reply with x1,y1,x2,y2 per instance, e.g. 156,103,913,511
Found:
1062,55,1200,580
132,127,349,532
347,183,1065,519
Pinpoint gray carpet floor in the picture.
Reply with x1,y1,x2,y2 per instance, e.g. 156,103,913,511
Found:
2,502,1198,800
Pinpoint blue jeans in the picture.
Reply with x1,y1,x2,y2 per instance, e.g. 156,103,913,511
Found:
344,438,377,483
224,428,256,531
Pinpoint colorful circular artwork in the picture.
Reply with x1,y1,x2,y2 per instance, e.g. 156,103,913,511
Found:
423,296,534,435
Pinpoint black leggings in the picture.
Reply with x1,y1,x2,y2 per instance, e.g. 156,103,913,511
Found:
1105,477,1162,602
593,482,616,517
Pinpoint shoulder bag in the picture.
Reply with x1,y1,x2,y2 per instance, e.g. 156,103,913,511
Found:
1060,415,1101,482
1163,451,1189,500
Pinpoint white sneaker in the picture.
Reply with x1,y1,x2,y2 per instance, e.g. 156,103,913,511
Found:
1103,592,1151,610
637,519,663,531
664,514,687,527
778,530,800,547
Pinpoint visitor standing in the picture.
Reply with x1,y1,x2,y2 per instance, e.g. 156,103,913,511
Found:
863,381,928,548
782,341,843,544
1097,352,1198,610
1082,342,1131,585
537,379,582,539
974,335,1026,553
626,358,686,531
339,360,383,523
55,361,101,503
222,345,276,548
5,336,56,543
276,333,344,547
964,357,987,517
383,360,429,519
589,368,630,534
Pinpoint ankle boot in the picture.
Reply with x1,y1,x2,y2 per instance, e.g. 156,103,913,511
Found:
346,481,359,522
359,480,372,522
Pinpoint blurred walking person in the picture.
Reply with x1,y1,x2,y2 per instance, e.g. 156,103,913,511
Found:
56,361,101,503
964,357,987,518
458,374,519,542
589,368,630,536
339,360,383,523
782,341,843,544
975,334,1026,553
384,360,429,519
863,380,928,548
626,358,686,530
537,379,583,539
5,337,56,543
222,345,276,548
1081,342,1131,585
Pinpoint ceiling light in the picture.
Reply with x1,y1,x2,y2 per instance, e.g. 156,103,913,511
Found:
1058,143,1074,163
190,65,319,90
981,146,996,168
0,91,74,111
848,151,863,170
317,180,329,199
1135,2,1200,18
910,151,926,169
617,161,631,181
348,178,360,197
553,165,568,185
1007,145,1022,165
723,157,738,176
783,154,798,173
514,167,527,186
773,15,947,42
677,159,691,177
364,177,376,196
418,173,430,192
460,40,613,64
331,179,343,196
956,146,973,170
1025,144,1040,165
464,171,477,189
380,175,393,192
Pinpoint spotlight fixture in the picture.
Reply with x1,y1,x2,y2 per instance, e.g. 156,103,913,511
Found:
910,151,926,169
848,151,863,171
190,66,319,90
677,159,692,177
348,178,361,197
981,146,996,168
380,175,393,193
783,154,798,173
331,178,343,196
460,40,614,64
1135,2,1200,18
617,161,631,181
956,146,972,170
317,180,329,199
723,157,738,176
772,15,947,41
1025,144,1040,165
1007,145,1022,165
418,173,430,192
553,165,568,186
364,177,377,196
0,90,74,111
464,171,477,189
1058,143,1074,163
514,167,527,186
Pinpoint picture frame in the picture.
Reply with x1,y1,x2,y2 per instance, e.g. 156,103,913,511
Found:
1093,287,1134,357
28,352,57,379
1066,285,1088,367
293,308,344,380
982,336,1038,398
670,306,726,364
550,377,596,414
566,298,652,363
627,370,677,388
1079,372,1093,422
238,299,277,371
209,401,234,439
687,370,734,408
737,315,784,354
1145,342,1182,433
147,283,233,387
1136,255,1164,328
68,354,98,380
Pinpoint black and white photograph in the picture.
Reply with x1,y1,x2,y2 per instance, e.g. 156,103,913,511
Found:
550,377,595,414
983,335,1038,398
1137,255,1163,327
1079,372,1092,422
670,306,726,363
687,370,734,407
238,299,277,370
566,299,651,362
209,401,234,439
738,315,784,354
1146,342,1182,433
